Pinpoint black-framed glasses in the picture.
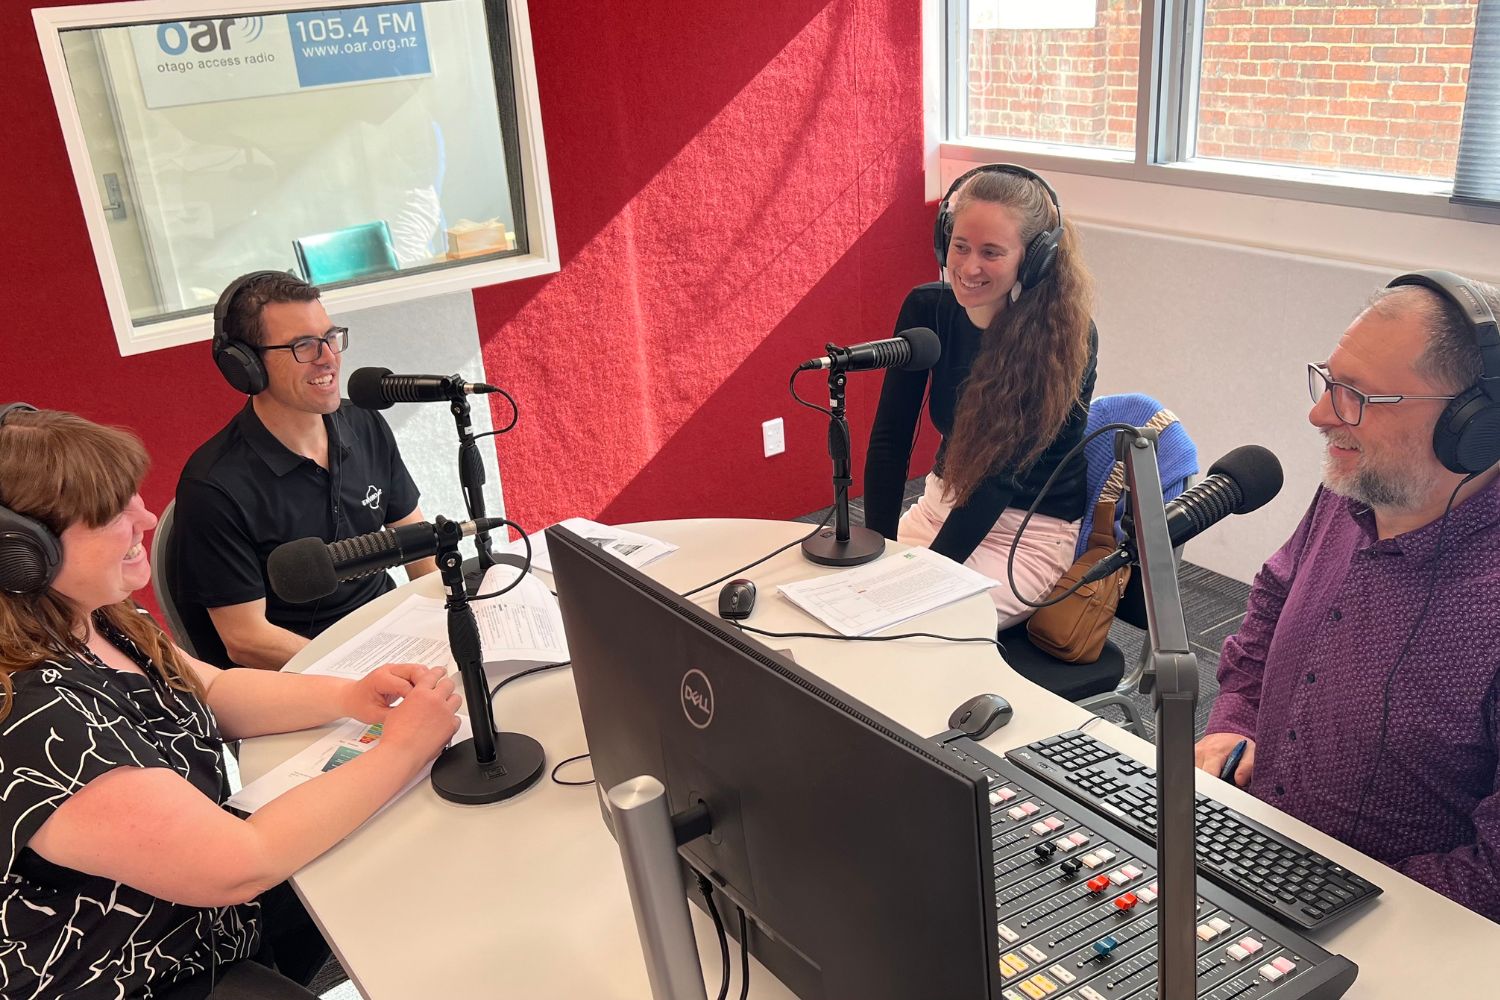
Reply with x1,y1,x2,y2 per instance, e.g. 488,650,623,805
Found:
259,327,349,364
1306,362,1455,426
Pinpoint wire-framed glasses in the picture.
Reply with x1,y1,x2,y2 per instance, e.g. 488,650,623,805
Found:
1306,362,1455,426
259,327,349,363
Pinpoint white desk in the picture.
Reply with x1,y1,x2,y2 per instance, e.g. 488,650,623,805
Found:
240,519,1499,997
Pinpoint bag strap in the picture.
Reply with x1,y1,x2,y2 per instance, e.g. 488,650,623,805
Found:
1097,407,1179,504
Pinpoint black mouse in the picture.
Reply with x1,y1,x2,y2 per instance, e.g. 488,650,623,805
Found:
718,578,757,620
949,693,1013,740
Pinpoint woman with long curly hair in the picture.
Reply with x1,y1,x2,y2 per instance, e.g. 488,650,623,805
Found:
0,405,461,999
864,165,1096,625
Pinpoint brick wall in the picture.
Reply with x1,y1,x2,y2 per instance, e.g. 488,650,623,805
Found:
967,0,1477,180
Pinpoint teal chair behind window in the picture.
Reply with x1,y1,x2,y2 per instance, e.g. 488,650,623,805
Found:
293,220,399,285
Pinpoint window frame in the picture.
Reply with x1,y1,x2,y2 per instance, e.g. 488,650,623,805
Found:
33,0,559,358
938,0,1500,227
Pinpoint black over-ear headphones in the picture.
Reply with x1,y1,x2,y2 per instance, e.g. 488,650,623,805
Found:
0,403,63,595
212,270,287,396
1387,270,1500,474
933,163,1064,290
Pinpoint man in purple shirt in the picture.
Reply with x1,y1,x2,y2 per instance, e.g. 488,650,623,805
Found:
1197,272,1500,923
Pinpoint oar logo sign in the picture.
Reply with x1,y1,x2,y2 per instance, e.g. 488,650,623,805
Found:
155,17,265,55
681,669,714,729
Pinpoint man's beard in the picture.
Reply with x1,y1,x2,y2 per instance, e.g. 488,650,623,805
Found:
1320,432,1438,511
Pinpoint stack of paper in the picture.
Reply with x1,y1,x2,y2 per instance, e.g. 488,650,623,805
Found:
501,517,677,573
778,548,998,637
227,564,568,815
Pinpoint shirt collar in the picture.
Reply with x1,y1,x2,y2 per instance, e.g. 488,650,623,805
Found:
234,401,352,478
1343,471,1500,559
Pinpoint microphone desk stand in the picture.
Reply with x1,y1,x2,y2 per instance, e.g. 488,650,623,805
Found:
1118,428,1199,999
429,516,545,804
802,367,885,566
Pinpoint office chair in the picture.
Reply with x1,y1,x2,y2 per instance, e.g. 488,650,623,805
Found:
999,395,1199,736
150,499,199,659
292,220,399,285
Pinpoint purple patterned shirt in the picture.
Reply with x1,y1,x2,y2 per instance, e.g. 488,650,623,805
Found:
1208,479,1500,923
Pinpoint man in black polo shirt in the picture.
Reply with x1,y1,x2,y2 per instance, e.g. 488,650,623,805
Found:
171,271,437,669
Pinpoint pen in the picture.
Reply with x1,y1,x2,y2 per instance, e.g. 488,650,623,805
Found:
1219,739,1247,781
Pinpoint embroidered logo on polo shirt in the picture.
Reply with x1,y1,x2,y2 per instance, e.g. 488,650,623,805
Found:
361,485,383,510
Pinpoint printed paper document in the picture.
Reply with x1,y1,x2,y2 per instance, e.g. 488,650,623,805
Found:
777,548,997,636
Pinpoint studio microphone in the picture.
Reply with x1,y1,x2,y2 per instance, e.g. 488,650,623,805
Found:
267,517,507,604
798,327,941,373
1079,444,1284,585
348,367,500,410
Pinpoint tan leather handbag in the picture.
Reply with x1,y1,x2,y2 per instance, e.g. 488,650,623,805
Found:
1025,494,1130,663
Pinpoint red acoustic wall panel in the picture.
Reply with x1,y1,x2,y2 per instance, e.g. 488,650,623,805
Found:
473,0,939,531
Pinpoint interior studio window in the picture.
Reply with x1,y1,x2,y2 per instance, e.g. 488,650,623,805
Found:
35,0,557,356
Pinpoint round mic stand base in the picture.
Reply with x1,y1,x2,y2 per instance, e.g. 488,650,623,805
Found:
431,731,546,804
801,525,886,566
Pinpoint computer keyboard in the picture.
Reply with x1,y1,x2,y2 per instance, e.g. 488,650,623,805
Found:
1004,731,1382,931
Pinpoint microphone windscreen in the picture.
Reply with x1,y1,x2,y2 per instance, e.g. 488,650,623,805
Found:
1206,445,1284,514
267,536,340,604
899,327,941,371
347,367,393,410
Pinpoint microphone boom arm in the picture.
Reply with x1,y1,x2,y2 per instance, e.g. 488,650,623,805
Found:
1119,429,1199,1000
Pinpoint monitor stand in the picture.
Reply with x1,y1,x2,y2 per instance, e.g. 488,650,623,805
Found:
608,776,711,1000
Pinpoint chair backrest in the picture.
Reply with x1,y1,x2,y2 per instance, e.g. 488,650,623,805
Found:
293,220,399,285
1076,393,1199,558
150,499,198,658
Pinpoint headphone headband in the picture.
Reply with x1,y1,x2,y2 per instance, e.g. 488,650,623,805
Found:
0,402,38,427
1387,269,1500,474
1387,270,1500,401
933,163,1065,290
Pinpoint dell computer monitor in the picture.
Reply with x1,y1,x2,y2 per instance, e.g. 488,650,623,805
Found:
548,525,1002,999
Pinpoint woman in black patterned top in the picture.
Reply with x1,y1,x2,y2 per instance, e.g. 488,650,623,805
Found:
0,407,462,1000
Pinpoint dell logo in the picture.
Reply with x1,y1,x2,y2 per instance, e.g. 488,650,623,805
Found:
681,669,714,729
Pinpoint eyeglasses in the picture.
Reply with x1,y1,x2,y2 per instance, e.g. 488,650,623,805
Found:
1306,362,1455,426
259,327,349,364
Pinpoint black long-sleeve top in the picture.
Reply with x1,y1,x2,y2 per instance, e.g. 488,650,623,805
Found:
863,282,1097,564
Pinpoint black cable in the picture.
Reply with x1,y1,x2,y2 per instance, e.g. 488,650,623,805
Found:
470,386,521,438
1346,472,1473,844
736,905,749,1000
487,659,571,701
465,518,534,601
682,505,835,598
1006,422,1145,610
549,752,594,786
695,873,731,1000
735,622,1004,653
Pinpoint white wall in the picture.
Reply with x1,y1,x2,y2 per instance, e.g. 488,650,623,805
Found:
943,159,1500,583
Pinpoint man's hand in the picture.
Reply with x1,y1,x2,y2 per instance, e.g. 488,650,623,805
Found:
1194,732,1256,788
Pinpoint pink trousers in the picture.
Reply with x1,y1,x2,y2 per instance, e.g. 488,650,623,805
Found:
897,474,1081,629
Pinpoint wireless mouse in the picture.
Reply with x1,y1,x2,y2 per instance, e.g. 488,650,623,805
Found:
718,578,757,620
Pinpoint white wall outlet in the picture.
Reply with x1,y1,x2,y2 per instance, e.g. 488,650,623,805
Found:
762,417,786,458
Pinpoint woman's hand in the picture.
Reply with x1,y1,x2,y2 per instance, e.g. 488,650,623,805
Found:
376,666,462,765
343,662,430,724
